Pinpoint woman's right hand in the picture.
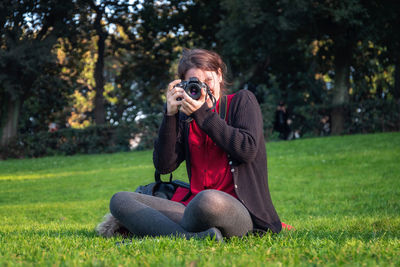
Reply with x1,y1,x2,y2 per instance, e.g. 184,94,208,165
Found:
166,79,185,116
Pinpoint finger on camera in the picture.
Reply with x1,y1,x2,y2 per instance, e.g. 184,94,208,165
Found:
168,80,182,91
170,87,184,98
167,88,182,100
199,88,207,101
182,92,196,103
174,87,185,94
174,91,184,101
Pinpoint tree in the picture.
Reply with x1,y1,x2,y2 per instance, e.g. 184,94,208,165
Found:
72,0,129,125
308,0,375,134
372,0,400,101
217,0,398,135
71,0,187,127
216,0,325,135
0,0,75,146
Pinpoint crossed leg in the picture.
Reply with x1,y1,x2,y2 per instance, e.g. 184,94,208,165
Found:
109,189,253,239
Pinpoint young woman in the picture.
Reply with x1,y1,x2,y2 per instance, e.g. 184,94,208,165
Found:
109,48,281,240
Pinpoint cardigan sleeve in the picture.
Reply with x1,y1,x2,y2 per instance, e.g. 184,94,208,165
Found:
153,112,185,174
191,90,263,164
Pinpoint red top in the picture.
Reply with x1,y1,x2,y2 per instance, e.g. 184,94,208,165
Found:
171,94,237,205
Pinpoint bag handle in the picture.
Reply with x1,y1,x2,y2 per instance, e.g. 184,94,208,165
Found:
154,170,173,184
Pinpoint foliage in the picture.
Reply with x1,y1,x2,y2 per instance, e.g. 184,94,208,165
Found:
216,0,399,135
59,0,187,128
0,133,399,265
1,0,399,152
346,99,400,134
0,0,79,146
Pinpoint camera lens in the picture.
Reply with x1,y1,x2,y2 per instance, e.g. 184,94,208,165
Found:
187,84,201,100
189,87,199,96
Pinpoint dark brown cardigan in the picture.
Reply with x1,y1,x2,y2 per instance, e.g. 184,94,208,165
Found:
153,89,282,233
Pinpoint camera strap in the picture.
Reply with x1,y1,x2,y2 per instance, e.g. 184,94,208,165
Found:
218,95,228,121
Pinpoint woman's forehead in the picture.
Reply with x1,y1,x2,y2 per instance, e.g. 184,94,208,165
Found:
185,68,215,79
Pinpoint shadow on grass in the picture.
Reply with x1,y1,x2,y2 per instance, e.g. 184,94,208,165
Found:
2,228,99,238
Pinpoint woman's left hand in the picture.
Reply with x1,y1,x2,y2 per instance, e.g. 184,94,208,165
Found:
179,87,207,116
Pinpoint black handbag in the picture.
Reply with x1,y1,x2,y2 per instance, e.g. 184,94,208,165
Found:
135,170,190,200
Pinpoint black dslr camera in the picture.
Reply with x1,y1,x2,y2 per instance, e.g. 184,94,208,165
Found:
175,77,209,100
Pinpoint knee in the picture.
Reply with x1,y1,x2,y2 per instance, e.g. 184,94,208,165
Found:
195,190,229,206
109,191,130,217
189,190,230,219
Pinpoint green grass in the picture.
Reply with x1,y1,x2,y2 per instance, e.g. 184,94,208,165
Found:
1,132,399,266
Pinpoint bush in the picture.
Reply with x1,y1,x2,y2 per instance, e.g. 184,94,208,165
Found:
265,98,400,139
346,99,400,134
1,98,398,159
0,125,136,159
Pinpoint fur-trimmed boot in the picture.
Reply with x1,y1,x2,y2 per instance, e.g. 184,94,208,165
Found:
95,213,131,238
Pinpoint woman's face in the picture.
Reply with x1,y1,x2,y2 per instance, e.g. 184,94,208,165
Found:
184,68,222,101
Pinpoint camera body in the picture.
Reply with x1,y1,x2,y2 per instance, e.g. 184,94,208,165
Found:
175,77,209,100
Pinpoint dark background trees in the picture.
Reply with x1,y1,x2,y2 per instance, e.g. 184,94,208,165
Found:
0,0,77,147
1,0,399,158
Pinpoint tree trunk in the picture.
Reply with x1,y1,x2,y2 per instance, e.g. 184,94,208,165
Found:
394,62,400,131
0,94,21,147
93,7,106,125
394,62,400,101
331,44,351,135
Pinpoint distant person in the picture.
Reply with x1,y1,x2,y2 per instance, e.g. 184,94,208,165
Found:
286,116,301,140
320,115,331,136
108,48,282,241
274,101,291,140
48,122,59,133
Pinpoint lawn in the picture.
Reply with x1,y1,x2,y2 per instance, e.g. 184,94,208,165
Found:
0,132,399,266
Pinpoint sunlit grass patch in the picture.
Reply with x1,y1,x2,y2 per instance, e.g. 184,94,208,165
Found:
0,132,399,266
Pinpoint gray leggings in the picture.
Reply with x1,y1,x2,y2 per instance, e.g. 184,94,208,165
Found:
109,189,253,239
